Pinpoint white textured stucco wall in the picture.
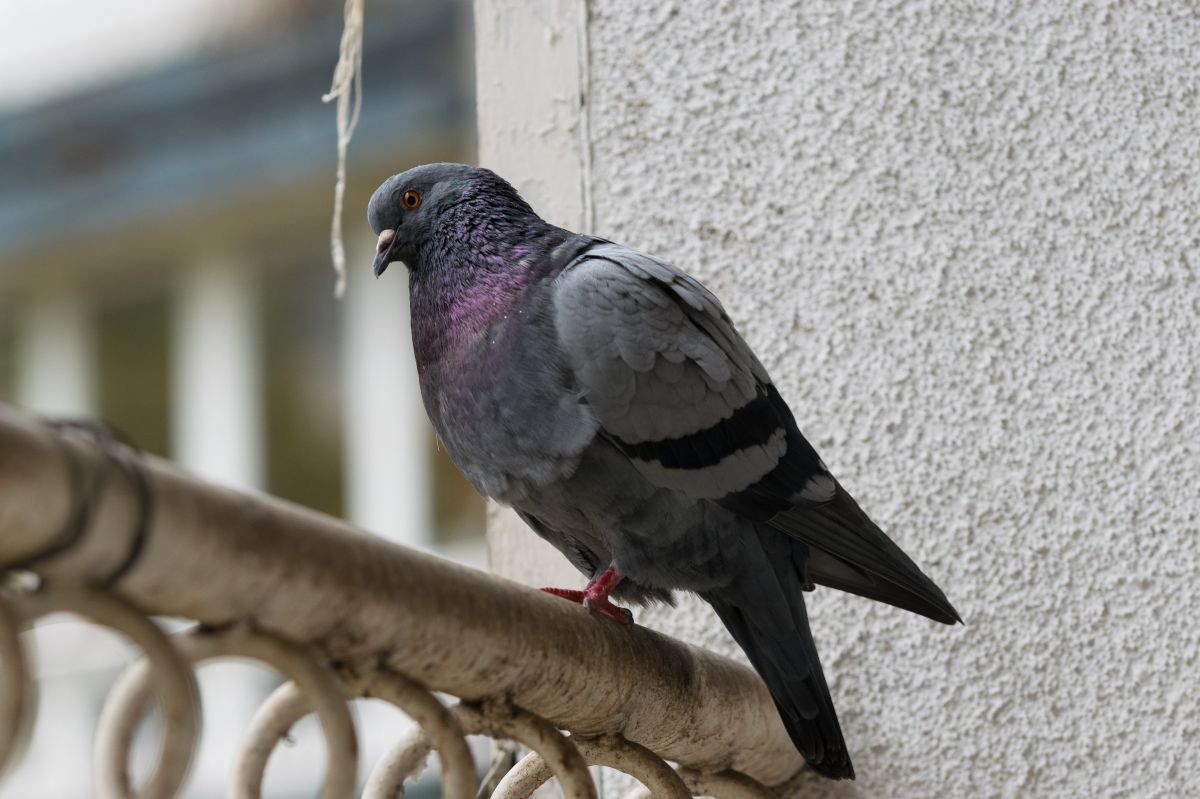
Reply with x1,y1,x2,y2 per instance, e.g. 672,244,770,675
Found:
584,1,1199,797
479,1,1199,796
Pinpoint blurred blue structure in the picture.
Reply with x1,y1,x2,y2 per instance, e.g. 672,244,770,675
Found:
0,3,468,265
0,2,483,796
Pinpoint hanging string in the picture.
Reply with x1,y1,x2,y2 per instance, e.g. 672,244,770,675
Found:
323,0,365,298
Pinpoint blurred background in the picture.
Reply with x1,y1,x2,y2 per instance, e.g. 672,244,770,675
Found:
0,0,481,795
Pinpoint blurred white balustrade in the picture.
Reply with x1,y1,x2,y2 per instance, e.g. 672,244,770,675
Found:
0,2,479,795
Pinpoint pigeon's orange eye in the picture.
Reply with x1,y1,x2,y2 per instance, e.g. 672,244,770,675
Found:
402,190,421,209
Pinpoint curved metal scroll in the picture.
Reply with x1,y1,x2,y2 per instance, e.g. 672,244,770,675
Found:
7,585,202,799
488,736,778,799
367,701,599,799
96,625,355,799
452,702,597,799
232,668,481,799
347,668,476,799
492,735,692,799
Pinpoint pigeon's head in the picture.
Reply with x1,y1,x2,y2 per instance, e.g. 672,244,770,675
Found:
367,163,531,277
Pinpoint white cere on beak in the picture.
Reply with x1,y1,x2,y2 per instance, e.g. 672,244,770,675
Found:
377,229,396,251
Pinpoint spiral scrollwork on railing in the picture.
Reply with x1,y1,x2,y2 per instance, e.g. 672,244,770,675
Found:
493,736,695,799
0,580,784,798
4,584,202,799
337,666,476,799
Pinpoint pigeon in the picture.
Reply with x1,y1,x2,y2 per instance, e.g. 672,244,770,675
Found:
368,163,960,780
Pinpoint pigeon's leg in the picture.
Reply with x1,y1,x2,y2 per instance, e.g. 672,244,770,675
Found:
581,563,633,624
540,563,633,625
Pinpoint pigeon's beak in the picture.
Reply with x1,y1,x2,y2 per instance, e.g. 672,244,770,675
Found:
373,229,397,277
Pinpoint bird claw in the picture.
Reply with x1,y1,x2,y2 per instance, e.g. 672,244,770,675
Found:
540,563,634,625
539,586,586,603
582,595,634,625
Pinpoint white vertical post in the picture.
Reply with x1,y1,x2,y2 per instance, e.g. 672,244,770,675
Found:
13,290,95,415
474,0,591,588
475,0,591,229
340,233,432,547
170,255,264,490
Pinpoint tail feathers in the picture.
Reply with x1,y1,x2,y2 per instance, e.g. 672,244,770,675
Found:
805,548,960,625
706,590,855,780
774,484,962,625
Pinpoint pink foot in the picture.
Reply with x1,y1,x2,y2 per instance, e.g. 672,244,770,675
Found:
540,563,634,625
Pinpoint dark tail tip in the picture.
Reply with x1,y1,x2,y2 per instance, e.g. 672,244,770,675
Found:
707,595,857,780
806,752,856,780
774,702,856,780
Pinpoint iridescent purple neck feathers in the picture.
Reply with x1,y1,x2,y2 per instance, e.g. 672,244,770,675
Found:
408,191,570,370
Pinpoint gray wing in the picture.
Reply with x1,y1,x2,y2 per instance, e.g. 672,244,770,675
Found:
553,243,960,624
553,242,834,502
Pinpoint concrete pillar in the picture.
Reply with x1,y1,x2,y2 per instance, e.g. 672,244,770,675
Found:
13,290,95,416
339,233,432,547
170,255,264,489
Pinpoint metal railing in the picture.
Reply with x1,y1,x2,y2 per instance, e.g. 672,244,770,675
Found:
0,405,805,798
